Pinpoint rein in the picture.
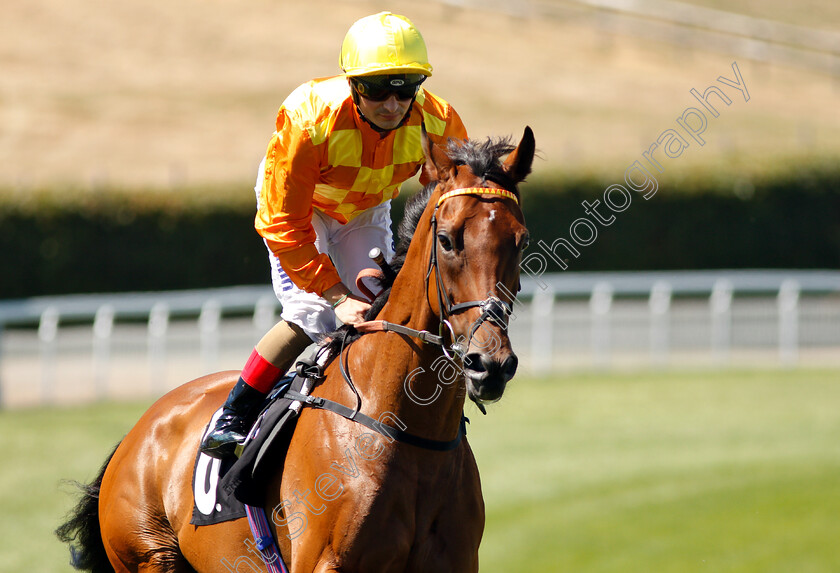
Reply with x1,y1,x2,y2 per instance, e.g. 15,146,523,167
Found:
355,320,443,345
294,328,464,452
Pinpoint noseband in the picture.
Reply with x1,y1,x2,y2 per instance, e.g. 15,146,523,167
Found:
427,187,518,359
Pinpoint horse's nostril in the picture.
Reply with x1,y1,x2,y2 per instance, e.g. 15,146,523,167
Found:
464,352,518,384
463,353,488,374
501,354,518,380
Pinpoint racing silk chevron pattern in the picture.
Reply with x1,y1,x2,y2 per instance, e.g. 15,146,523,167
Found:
255,75,467,296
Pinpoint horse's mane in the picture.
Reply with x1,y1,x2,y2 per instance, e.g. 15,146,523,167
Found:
319,135,521,363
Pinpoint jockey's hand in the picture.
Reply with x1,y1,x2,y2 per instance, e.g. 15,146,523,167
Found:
334,295,371,326
324,284,371,326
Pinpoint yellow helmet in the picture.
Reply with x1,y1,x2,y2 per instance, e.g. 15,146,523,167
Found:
339,12,433,78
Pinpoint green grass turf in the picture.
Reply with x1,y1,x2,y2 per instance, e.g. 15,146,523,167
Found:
470,369,840,573
0,400,153,573
2,369,838,572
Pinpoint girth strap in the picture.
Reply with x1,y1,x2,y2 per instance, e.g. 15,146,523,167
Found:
243,505,289,573
285,390,467,452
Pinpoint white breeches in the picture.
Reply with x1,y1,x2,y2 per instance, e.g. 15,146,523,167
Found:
254,159,395,339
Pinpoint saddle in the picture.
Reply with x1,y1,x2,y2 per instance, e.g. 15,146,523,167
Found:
190,343,469,526
190,364,317,526
192,266,389,525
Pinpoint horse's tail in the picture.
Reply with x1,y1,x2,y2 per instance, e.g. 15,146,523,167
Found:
56,441,121,572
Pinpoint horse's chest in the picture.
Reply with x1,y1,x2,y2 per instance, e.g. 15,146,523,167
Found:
284,417,484,571
337,464,484,571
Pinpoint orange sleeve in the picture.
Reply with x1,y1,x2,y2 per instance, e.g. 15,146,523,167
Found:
254,111,341,296
443,105,468,142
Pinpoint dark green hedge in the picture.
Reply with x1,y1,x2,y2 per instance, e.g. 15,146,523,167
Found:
0,188,268,298
2,165,838,299
514,165,840,274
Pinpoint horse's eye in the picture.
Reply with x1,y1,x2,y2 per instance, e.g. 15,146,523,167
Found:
520,236,530,251
438,233,454,252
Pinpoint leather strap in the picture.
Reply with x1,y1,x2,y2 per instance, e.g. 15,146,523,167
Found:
285,390,467,452
355,268,385,303
355,320,444,345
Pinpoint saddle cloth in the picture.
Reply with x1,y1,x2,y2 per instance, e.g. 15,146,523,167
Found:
190,374,307,526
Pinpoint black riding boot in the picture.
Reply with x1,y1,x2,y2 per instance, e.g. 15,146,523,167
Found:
200,378,266,459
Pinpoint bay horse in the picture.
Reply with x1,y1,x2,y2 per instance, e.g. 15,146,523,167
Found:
57,126,534,572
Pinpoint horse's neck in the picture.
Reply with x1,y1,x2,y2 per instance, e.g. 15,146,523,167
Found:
350,266,466,442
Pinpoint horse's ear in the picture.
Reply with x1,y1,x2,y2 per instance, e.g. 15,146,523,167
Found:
421,123,452,182
503,126,535,184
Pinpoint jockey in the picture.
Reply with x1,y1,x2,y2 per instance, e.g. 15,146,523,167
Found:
200,12,468,458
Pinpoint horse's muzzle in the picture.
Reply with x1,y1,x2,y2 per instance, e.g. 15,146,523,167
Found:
463,351,518,403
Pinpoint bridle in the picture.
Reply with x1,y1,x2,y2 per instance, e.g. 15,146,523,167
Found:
426,187,518,360
354,186,520,360
326,185,521,437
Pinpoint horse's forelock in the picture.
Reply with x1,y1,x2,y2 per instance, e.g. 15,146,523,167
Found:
398,136,520,250
446,136,519,192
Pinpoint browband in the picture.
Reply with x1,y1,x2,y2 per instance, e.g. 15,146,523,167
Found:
435,187,519,208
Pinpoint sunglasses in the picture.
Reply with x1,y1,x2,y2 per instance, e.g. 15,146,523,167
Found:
351,76,424,102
